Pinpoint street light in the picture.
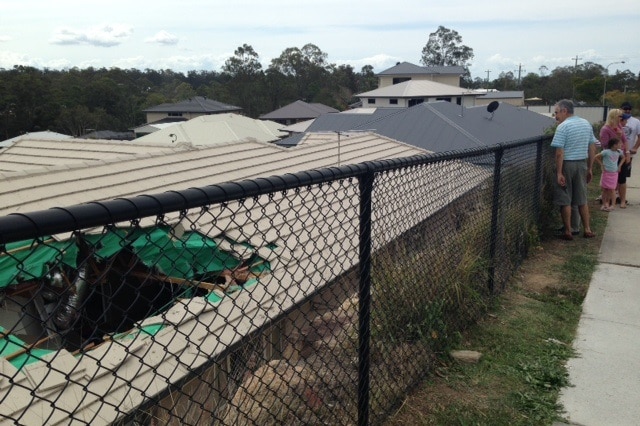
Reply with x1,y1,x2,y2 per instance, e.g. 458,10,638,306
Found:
603,61,625,106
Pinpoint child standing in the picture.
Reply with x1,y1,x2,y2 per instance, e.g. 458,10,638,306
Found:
595,137,623,211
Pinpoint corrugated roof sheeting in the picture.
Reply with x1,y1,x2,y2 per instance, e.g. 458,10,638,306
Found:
259,100,339,120
376,62,465,76
142,96,240,113
280,102,555,153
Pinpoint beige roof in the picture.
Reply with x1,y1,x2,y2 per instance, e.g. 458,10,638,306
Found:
0,131,72,148
357,79,480,98
0,138,189,174
134,113,288,145
0,132,426,216
0,133,492,423
280,118,314,133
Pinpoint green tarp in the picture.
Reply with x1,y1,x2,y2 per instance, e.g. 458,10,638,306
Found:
0,238,78,288
0,227,246,288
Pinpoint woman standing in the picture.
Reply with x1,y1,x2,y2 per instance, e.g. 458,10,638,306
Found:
600,109,631,208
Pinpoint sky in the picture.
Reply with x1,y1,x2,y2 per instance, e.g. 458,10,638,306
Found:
1,0,639,82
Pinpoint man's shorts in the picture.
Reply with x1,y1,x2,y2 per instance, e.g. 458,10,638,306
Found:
553,160,588,206
619,162,631,184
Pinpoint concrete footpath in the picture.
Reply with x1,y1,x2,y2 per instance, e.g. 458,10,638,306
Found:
557,169,640,426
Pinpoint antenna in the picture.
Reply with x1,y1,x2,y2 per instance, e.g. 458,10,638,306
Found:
486,101,500,120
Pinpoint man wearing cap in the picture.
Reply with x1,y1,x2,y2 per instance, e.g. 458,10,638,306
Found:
620,102,640,206
551,99,597,240
621,102,640,155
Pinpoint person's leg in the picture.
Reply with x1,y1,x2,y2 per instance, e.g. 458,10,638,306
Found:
606,189,616,210
561,205,573,238
619,183,628,208
570,205,581,234
578,204,594,236
600,187,609,210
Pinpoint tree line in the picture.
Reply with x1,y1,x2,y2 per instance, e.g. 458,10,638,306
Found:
1,26,638,140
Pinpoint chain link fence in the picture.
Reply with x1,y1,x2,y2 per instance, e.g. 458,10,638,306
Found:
0,137,553,425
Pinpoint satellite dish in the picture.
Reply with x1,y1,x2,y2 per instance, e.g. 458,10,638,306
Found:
486,101,500,120
487,101,500,113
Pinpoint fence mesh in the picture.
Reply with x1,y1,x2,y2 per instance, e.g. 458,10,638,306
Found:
0,139,552,425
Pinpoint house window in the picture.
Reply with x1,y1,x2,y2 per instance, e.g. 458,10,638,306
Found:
367,99,376,104
168,112,183,117
408,99,424,107
392,77,411,85
389,99,398,105
435,97,452,102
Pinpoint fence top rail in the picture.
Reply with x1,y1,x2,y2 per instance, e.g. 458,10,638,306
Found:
0,137,548,244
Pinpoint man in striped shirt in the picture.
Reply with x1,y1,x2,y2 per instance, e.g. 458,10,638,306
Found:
551,99,597,240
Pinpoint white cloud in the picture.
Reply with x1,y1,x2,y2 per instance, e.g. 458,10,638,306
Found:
50,24,133,47
0,35,10,42
338,54,403,72
145,30,179,46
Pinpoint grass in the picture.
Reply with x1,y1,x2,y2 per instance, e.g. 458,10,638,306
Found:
384,176,607,425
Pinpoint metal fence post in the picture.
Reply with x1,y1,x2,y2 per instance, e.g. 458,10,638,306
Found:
488,146,504,292
358,170,374,426
534,139,544,221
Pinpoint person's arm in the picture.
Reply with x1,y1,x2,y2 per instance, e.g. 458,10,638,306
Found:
593,151,603,166
555,148,566,186
599,126,611,149
632,134,640,154
587,143,595,183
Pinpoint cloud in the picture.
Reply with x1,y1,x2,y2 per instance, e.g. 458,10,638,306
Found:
145,30,179,45
50,24,133,47
0,35,11,42
337,54,404,73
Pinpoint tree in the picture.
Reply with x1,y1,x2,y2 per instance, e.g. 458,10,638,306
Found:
222,44,265,117
268,43,333,103
420,26,474,68
356,65,378,93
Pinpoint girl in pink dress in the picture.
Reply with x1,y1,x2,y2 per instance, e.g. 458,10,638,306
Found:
599,109,630,207
595,137,623,211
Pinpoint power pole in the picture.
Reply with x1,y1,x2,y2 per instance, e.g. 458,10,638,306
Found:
485,70,491,89
514,64,526,87
571,55,582,70
570,55,582,100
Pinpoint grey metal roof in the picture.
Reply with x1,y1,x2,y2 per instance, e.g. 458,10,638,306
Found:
477,91,524,99
376,62,466,76
259,100,339,120
276,102,555,152
143,96,241,113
